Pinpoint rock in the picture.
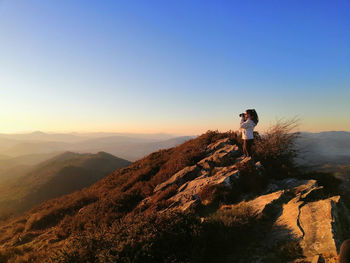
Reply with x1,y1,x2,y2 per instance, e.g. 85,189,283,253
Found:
206,138,231,152
300,186,324,202
255,161,264,170
274,196,304,240
265,180,344,262
150,137,348,261
154,164,202,192
168,166,240,211
221,190,284,217
299,196,340,259
199,144,240,168
293,179,318,195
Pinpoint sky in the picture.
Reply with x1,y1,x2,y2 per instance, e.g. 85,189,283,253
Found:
0,0,349,135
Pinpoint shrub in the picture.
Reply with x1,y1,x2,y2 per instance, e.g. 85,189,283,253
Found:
235,160,268,195
193,207,259,263
253,119,300,179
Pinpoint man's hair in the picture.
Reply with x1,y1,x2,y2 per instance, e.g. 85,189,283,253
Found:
246,109,259,125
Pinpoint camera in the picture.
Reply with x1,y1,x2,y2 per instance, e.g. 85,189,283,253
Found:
239,113,245,117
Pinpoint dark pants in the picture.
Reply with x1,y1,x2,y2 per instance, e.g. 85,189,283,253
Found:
243,139,254,157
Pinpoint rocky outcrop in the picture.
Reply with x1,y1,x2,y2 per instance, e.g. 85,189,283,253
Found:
154,164,202,193
150,137,350,262
221,178,347,262
153,138,242,211
299,196,340,259
167,165,240,210
151,137,349,262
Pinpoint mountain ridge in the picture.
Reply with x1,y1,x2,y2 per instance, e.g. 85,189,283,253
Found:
0,151,131,218
0,129,349,262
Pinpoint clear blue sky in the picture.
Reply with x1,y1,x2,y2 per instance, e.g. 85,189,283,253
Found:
1,0,349,134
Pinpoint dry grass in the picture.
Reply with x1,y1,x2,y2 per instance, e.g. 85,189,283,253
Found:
254,119,300,178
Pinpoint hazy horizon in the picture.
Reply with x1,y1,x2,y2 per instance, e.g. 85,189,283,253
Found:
1,129,350,138
1,1,349,134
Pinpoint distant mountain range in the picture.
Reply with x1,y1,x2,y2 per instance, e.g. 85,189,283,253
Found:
296,131,350,165
1,130,348,164
0,151,131,217
0,132,194,161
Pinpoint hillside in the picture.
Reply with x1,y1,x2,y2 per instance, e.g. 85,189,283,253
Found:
0,129,349,262
0,152,62,183
0,151,131,217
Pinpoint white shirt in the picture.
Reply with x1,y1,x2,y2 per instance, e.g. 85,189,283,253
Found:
240,117,256,140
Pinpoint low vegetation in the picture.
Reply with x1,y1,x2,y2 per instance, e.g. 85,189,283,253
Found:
253,119,300,179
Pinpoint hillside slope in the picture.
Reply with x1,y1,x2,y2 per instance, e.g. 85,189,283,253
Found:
0,151,131,217
0,152,62,183
0,130,348,263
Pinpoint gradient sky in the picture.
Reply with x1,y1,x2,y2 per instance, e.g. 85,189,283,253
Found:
1,0,349,135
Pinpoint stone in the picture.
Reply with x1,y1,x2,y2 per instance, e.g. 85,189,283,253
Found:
206,138,231,152
168,167,240,211
221,190,284,217
154,164,202,192
299,196,340,259
274,196,304,240
199,144,240,168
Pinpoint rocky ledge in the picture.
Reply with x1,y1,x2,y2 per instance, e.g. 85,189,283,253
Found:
145,138,349,262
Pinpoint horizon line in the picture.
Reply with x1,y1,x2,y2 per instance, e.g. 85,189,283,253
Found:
1,129,349,136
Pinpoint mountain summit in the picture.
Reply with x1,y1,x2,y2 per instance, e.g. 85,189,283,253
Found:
0,129,348,262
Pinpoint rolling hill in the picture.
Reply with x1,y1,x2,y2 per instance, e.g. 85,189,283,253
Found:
0,152,63,183
0,151,131,217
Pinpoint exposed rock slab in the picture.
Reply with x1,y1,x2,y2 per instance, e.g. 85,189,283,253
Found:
299,196,340,258
274,196,304,240
169,166,240,211
198,144,240,168
206,138,231,152
150,137,348,262
154,164,202,192
221,190,284,216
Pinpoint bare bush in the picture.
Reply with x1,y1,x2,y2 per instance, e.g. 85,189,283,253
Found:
254,119,300,178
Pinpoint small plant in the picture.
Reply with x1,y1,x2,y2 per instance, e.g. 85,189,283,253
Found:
254,119,300,179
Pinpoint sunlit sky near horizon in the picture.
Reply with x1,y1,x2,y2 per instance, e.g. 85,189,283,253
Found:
1,0,349,135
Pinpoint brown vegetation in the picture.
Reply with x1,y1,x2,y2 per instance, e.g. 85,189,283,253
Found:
253,119,300,178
